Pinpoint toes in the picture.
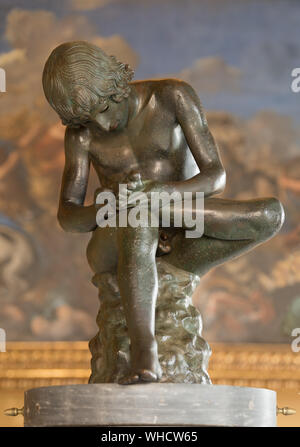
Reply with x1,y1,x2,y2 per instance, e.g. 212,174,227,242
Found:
119,374,140,385
139,369,158,382
119,369,161,385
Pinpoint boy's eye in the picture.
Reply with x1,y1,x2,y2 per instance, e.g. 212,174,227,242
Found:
100,105,109,113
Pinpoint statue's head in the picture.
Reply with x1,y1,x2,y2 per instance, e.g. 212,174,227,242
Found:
42,41,134,131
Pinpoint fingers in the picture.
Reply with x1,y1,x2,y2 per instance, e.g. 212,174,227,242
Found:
116,189,150,211
125,170,144,191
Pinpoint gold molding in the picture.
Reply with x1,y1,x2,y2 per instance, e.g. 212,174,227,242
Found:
0,341,299,390
209,343,300,390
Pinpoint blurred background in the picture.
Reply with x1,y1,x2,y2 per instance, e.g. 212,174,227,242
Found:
0,0,299,427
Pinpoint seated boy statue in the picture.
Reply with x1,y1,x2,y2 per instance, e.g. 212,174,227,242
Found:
42,41,284,384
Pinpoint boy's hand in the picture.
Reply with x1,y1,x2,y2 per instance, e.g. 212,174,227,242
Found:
117,177,166,211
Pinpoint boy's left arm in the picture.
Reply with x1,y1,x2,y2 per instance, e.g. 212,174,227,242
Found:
143,81,226,199
168,80,226,197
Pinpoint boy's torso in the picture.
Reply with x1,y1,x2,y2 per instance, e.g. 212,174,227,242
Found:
88,79,199,189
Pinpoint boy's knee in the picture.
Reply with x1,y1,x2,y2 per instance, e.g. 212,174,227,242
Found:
256,197,285,242
118,226,159,258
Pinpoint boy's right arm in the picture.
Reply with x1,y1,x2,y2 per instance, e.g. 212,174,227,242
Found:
57,126,97,233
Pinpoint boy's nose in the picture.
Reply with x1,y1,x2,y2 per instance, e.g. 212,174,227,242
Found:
94,115,111,132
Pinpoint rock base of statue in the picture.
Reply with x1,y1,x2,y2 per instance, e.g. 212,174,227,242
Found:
89,258,211,384
23,383,277,427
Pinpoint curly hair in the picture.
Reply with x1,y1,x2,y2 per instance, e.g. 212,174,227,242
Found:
42,41,134,126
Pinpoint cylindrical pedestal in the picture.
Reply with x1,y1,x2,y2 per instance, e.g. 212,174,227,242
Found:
24,384,277,427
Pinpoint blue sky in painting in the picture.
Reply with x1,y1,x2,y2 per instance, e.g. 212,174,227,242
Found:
0,0,299,120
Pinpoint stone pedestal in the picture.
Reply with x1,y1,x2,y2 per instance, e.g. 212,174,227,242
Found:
23,383,277,427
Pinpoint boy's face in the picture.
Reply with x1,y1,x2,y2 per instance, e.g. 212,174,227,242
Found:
83,96,129,133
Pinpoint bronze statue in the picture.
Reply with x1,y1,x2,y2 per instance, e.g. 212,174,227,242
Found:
42,41,284,385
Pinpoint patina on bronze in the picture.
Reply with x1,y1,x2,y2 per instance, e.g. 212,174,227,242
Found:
42,41,284,385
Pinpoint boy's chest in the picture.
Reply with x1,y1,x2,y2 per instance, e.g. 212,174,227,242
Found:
89,112,178,174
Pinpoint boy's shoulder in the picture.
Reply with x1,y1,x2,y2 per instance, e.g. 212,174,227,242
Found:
132,78,197,108
132,77,192,90
64,124,91,153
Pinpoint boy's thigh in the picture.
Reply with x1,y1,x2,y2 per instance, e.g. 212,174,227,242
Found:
87,226,119,274
164,231,256,277
86,225,164,274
